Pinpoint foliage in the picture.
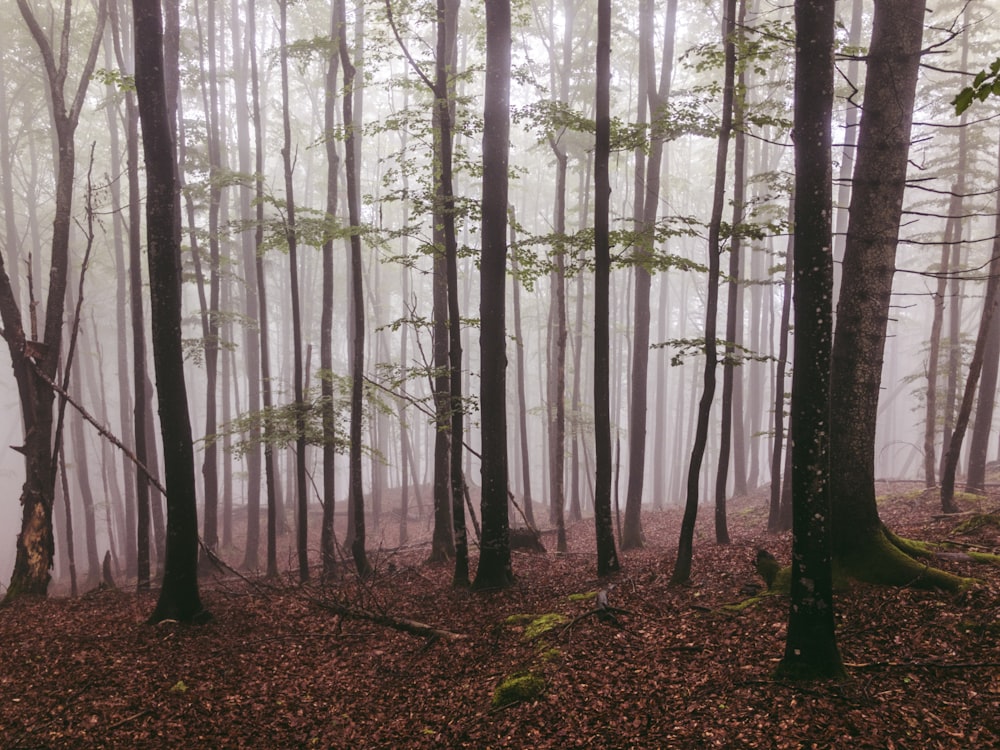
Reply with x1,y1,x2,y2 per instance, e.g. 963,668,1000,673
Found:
206,373,363,457
953,58,1000,115
653,337,776,367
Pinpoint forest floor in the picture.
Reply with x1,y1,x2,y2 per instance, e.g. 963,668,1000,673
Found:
2,482,1000,748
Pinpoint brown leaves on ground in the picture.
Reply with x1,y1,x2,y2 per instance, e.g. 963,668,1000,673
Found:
1,483,999,748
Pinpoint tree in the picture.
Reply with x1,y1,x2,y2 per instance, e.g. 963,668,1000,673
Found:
775,0,844,681
277,0,310,584
829,0,963,590
472,0,514,591
622,0,678,550
670,0,737,586
592,0,620,578
1,0,107,600
134,0,208,624
338,0,371,579
940,135,1000,510
320,0,342,577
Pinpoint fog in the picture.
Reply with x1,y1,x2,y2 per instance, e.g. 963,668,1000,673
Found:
1,0,998,592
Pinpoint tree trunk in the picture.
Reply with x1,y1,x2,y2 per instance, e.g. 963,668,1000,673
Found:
337,0,371,578
592,0,621,578
670,0,735,585
829,0,962,591
768,200,794,532
623,0,677,550
714,0,747,546
135,0,208,623
511,215,535,527
941,130,1000,510
3,0,107,601
775,0,844,680
320,1,341,576
472,0,514,591
277,0,310,583
231,0,263,571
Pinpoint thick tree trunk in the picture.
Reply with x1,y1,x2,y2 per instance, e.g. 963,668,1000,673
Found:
472,0,514,590
775,0,844,681
829,0,962,591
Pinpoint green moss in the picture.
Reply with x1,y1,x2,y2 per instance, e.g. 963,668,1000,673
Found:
502,612,570,641
523,613,569,641
491,672,545,708
567,591,597,602
721,595,769,611
953,513,1000,535
503,613,535,626
538,647,562,662
966,550,1000,565
843,528,973,592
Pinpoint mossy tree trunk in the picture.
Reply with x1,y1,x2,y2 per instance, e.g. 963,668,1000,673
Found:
828,0,963,591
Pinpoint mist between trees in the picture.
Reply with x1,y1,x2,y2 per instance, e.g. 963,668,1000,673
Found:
0,0,997,615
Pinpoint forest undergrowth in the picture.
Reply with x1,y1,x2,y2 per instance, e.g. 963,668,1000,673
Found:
1,483,999,748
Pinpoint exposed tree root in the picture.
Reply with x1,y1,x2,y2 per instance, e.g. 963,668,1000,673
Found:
837,527,974,592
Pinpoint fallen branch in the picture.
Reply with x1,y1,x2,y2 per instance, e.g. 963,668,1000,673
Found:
313,599,467,642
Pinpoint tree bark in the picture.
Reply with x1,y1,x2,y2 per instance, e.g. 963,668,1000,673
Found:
670,0,736,585
593,0,621,578
135,0,208,623
472,0,514,590
3,0,107,600
337,0,371,578
829,0,961,591
775,0,844,681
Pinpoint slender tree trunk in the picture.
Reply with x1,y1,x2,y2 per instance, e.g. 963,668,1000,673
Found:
670,0,736,585
135,0,208,623
593,0,621,578
320,2,341,576
510,211,536,527
623,0,677,549
277,0,310,583
768,200,794,531
230,0,263,571
941,131,1000,510
338,0,371,578
714,0,746,545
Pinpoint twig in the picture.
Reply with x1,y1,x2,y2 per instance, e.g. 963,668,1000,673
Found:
107,709,153,731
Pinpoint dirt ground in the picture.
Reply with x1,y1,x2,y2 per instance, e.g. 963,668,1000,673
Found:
1,482,999,748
